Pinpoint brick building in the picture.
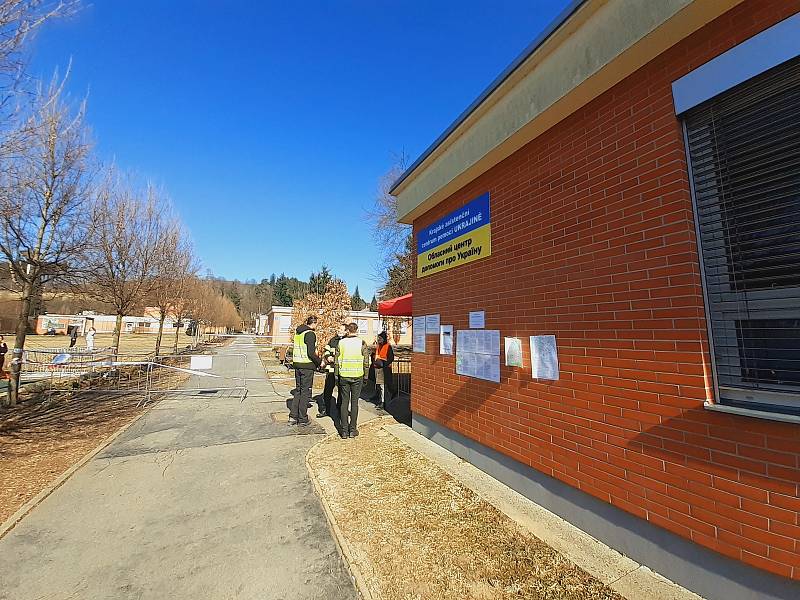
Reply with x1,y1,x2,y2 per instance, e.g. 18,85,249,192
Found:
391,2,800,599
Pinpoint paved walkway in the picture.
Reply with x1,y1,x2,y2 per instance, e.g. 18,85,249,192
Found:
0,339,358,600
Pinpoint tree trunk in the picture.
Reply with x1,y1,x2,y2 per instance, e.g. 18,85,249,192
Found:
155,314,166,356
173,320,180,354
113,313,123,356
6,284,33,407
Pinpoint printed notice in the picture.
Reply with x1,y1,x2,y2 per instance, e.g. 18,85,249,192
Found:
413,316,427,352
440,325,454,355
426,314,441,335
190,355,213,370
504,337,523,367
530,335,559,380
455,329,500,383
469,310,485,329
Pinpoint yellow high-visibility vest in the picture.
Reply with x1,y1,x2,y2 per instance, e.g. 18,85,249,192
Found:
337,336,364,378
293,330,312,365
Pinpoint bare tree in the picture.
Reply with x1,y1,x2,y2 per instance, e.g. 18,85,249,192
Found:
367,153,412,269
0,76,92,406
0,2,78,81
171,274,198,353
83,174,165,355
0,2,79,160
182,277,238,344
150,222,197,355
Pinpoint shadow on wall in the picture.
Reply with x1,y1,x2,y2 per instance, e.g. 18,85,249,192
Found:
434,381,497,424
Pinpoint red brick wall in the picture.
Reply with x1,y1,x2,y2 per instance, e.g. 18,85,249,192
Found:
411,0,800,580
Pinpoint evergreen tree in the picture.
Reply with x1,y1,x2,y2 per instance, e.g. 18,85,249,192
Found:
287,277,309,302
309,265,333,295
350,285,366,311
273,274,293,306
254,278,273,311
382,234,413,299
369,295,379,311
226,281,242,312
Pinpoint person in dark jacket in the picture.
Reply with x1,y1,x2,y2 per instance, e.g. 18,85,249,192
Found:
290,316,321,425
69,327,78,348
318,323,346,422
0,336,7,372
369,331,396,409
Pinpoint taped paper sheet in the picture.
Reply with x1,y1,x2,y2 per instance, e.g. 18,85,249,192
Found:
468,310,485,329
426,314,441,335
412,316,427,352
440,325,453,355
530,335,559,380
504,337,523,367
455,329,500,383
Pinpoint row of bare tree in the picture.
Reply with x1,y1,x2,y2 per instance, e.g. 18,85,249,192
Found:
0,2,238,407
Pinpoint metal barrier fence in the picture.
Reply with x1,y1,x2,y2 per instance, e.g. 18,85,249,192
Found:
18,347,248,405
197,333,282,349
20,347,153,383
145,352,248,404
392,356,411,396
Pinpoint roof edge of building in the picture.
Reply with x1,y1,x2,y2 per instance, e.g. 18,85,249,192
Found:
388,0,588,196
393,0,747,225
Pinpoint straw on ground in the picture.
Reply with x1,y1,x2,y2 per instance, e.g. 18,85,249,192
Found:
308,417,624,600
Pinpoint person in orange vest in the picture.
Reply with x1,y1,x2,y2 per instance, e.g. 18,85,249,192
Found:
369,331,396,409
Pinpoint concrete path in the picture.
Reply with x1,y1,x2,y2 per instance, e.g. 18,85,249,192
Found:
0,339,358,600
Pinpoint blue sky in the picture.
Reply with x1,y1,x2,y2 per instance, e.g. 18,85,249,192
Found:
29,0,569,299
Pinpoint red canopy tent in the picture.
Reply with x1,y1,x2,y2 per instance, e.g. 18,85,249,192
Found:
377,293,412,317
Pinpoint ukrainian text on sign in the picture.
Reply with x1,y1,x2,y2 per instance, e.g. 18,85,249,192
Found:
416,193,491,278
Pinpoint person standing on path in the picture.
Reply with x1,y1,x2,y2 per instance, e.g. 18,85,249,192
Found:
318,323,346,423
290,316,321,426
85,327,96,351
69,327,79,348
336,322,369,439
369,331,396,410
0,336,7,372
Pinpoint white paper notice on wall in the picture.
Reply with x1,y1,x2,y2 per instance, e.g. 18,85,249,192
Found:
530,335,559,380
468,310,485,329
426,314,440,334
455,329,500,383
412,316,427,352
504,337,523,367
190,355,213,371
440,325,453,355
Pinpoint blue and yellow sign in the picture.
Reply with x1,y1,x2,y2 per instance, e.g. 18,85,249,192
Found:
417,193,491,278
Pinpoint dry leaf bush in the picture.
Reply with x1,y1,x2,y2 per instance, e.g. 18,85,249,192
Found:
290,279,352,353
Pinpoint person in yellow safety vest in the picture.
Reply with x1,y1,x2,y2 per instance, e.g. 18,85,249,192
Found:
336,322,370,439
290,315,322,426
318,323,347,426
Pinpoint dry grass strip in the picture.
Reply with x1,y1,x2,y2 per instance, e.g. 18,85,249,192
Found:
308,418,624,600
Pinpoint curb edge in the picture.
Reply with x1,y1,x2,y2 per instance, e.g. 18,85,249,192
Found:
305,435,376,600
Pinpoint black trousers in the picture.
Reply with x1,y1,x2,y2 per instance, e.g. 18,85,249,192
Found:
320,371,340,419
338,377,363,435
291,368,314,421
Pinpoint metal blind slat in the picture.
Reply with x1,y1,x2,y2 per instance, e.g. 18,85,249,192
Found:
685,56,800,405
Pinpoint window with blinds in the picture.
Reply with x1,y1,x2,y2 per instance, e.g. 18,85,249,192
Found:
684,56,800,416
